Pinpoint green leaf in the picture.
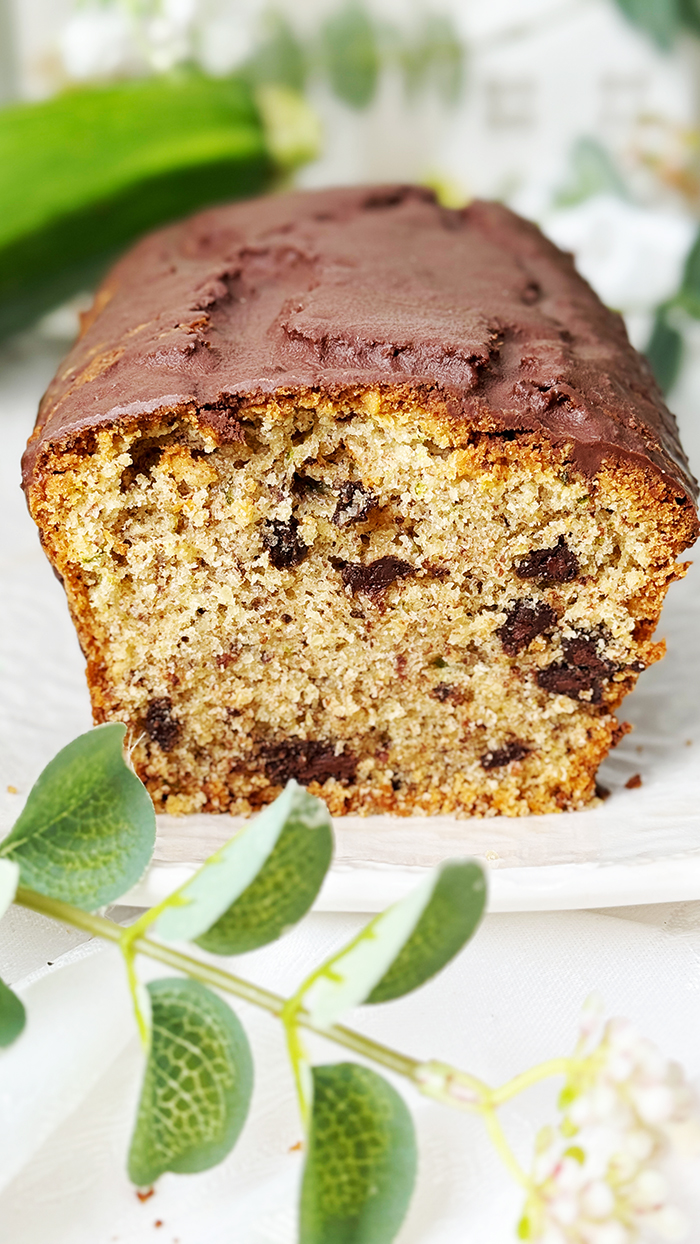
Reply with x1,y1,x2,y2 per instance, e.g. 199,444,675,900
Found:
612,0,681,48
298,860,486,1029
322,3,379,109
366,861,486,1004
0,978,26,1048
154,780,333,953
401,16,464,106
0,725,155,911
246,12,308,93
254,86,322,172
300,1063,417,1244
128,978,253,1185
644,305,684,393
677,225,700,318
0,74,274,341
423,15,465,106
679,0,700,36
553,137,630,208
0,864,22,1046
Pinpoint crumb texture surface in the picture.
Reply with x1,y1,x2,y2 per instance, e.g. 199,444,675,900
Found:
29,393,695,815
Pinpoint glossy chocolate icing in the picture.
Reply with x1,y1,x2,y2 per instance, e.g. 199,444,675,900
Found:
23,184,698,504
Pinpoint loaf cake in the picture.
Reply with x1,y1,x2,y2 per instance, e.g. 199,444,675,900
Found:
23,186,699,817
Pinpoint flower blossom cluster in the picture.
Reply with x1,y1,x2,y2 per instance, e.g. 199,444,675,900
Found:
60,0,202,81
519,998,700,1244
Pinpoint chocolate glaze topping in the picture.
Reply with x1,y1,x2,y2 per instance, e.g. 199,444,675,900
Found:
23,185,698,504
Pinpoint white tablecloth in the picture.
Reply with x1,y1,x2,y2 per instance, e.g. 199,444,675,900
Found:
0,902,700,1244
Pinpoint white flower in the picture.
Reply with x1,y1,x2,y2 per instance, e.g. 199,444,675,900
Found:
518,1001,700,1243
59,6,134,80
60,0,201,81
143,0,198,72
541,195,695,315
197,17,253,77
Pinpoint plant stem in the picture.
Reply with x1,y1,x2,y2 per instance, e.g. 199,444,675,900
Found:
482,1106,531,1190
489,1059,572,1106
122,943,149,1048
281,1004,313,1131
13,882,569,1194
15,886,418,1081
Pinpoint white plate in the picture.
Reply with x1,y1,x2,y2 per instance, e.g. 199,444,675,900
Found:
2,332,700,915
4,905,700,1244
127,703,700,912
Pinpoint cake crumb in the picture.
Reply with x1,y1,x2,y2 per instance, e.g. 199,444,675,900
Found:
625,773,642,789
6,785,17,794
136,1189,155,1203
29,396,691,819
289,1139,303,1152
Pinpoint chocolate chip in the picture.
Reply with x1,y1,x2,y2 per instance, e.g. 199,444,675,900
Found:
145,697,180,751
263,517,308,569
432,684,453,702
203,408,246,445
216,645,240,669
537,666,592,699
564,636,613,671
261,739,357,786
497,600,557,656
293,471,326,495
481,740,530,770
341,556,415,598
431,684,465,704
516,536,579,584
537,635,617,703
120,441,163,490
332,481,378,527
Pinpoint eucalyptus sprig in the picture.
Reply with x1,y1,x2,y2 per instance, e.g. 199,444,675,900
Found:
0,727,697,1244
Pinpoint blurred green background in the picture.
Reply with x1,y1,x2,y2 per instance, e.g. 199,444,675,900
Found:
4,0,700,403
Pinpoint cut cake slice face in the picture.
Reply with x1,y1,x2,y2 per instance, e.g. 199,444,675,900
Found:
23,186,699,816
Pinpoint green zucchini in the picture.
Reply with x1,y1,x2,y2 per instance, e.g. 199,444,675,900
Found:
0,73,278,340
